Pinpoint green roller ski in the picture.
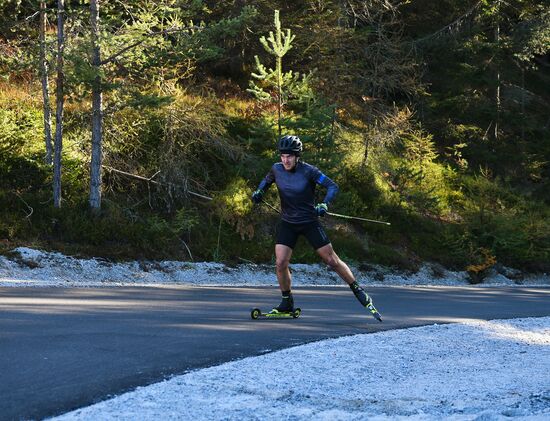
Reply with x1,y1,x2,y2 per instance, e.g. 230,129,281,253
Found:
351,282,383,322
250,307,302,319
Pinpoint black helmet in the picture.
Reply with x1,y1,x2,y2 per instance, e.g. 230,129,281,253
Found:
277,135,302,155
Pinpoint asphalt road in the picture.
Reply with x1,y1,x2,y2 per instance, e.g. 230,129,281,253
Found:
1,286,549,420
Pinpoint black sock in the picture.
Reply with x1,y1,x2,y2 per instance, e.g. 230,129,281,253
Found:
282,290,291,297
349,281,360,291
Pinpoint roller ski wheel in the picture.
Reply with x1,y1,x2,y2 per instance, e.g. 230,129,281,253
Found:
250,307,301,319
366,302,383,322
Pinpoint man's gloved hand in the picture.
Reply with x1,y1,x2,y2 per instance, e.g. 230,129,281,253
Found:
252,189,264,204
315,203,328,217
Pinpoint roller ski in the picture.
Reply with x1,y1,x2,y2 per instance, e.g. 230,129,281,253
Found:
251,292,301,319
250,307,302,319
350,282,382,322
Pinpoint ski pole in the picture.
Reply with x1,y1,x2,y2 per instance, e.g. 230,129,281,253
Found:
261,200,390,226
326,211,391,226
261,199,281,213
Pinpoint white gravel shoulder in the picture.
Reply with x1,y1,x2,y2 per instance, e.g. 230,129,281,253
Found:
0,247,548,288
51,316,550,421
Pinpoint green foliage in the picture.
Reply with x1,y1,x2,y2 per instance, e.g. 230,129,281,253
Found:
212,177,256,240
190,5,259,64
213,178,253,218
284,92,339,171
1,0,549,272
437,174,550,271
172,207,200,234
0,101,42,159
0,155,48,191
384,129,460,216
0,107,27,157
368,243,417,271
513,6,550,64
104,84,242,211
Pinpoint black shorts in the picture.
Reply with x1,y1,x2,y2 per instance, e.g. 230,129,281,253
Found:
276,219,331,250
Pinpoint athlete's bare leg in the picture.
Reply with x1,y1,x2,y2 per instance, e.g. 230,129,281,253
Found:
316,243,355,285
275,244,293,291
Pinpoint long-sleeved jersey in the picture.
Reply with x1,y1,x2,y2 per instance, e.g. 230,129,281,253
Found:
257,161,339,224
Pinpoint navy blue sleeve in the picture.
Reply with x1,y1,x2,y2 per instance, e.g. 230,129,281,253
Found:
309,166,339,205
257,165,276,192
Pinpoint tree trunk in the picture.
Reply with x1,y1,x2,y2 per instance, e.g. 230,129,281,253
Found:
362,133,370,168
521,65,525,143
89,0,103,211
40,0,53,165
53,0,65,208
275,10,282,138
329,106,337,152
494,0,501,141
276,54,282,138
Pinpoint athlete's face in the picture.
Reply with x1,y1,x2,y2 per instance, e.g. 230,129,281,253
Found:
280,153,297,171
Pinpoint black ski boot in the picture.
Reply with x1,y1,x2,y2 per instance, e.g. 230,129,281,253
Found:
271,292,294,314
350,282,382,322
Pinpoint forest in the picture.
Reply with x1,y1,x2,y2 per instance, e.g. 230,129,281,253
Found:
1,0,549,280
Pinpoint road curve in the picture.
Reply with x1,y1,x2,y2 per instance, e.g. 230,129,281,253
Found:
1,286,549,420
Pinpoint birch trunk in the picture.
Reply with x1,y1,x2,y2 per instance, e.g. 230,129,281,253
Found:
53,0,65,208
494,0,501,141
40,0,53,165
89,0,103,211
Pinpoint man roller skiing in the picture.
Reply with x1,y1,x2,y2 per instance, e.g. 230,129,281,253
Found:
252,135,382,321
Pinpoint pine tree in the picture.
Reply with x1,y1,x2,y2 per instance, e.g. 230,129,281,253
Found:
248,9,340,166
247,9,297,137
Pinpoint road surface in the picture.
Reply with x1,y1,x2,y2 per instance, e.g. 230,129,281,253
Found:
1,286,549,420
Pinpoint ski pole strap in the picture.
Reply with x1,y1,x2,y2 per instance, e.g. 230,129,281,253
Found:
326,211,391,226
